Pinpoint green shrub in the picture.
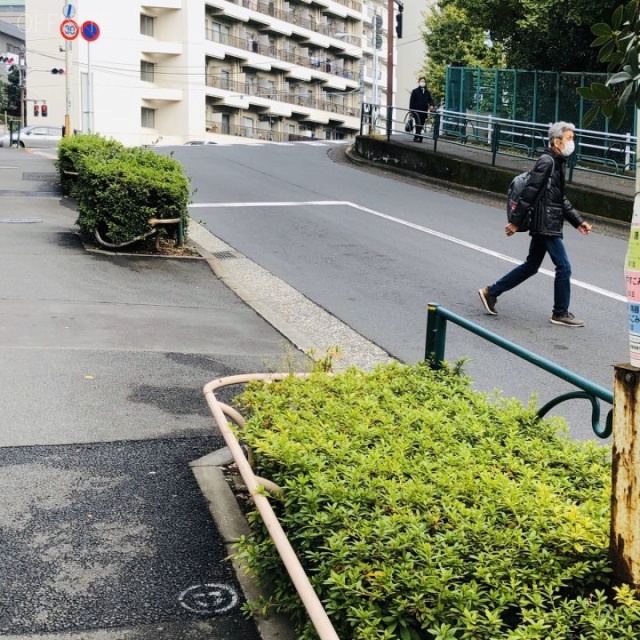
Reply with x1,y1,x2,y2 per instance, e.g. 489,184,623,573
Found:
235,362,640,639
56,133,124,196
74,151,190,245
57,134,191,245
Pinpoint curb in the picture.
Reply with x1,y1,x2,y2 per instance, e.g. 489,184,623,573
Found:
190,448,297,640
344,144,632,241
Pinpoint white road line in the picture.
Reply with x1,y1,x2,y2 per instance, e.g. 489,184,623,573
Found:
189,200,346,208
190,199,627,303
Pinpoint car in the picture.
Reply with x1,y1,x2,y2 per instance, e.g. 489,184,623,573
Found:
183,140,217,145
0,125,63,148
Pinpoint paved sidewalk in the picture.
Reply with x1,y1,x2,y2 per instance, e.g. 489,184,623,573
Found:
0,148,303,640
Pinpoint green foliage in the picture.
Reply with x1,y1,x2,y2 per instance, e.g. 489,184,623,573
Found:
234,362,639,639
578,1,640,129
422,3,505,100
421,0,618,98
56,134,191,244
56,133,124,196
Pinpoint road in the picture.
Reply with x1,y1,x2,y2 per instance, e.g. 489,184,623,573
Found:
166,140,628,441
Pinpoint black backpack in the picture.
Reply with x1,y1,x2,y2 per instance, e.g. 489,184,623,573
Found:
507,171,531,232
507,166,552,232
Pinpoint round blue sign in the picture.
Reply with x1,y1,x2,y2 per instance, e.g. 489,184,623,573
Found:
81,20,100,42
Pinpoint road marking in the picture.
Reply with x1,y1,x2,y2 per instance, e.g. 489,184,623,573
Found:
189,199,627,303
178,583,239,615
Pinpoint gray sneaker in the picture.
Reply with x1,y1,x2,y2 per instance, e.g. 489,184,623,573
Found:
550,312,585,327
478,287,497,315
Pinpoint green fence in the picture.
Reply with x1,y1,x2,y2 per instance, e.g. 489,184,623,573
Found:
446,66,637,138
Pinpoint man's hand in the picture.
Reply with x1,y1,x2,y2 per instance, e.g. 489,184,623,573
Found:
578,221,592,235
505,223,518,236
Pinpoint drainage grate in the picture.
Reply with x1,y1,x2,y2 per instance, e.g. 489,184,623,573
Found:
211,250,238,260
22,172,58,181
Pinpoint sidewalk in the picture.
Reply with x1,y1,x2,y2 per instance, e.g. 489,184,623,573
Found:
0,148,298,640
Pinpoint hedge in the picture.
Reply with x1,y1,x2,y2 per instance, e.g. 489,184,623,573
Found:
234,361,640,640
56,134,191,245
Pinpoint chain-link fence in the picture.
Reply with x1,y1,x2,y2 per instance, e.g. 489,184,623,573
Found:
446,66,637,137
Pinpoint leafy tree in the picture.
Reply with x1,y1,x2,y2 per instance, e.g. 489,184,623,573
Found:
423,0,619,79
577,1,640,129
422,3,505,100
4,68,21,118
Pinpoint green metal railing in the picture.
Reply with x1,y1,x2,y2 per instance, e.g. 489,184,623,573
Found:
359,102,637,182
425,303,613,438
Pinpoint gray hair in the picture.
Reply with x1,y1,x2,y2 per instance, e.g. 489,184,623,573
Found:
548,121,575,145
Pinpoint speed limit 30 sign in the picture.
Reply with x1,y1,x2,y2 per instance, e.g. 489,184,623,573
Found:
60,19,79,40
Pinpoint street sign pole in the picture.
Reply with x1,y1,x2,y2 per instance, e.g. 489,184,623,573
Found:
60,11,78,137
80,22,100,132
65,39,71,136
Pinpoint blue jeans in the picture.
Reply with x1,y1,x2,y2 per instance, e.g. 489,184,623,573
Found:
489,235,572,316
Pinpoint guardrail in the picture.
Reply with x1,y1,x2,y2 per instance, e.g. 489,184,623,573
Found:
360,103,638,182
425,303,613,438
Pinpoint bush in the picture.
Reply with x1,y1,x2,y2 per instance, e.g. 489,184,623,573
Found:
57,134,191,245
56,133,124,196
235,362,640,639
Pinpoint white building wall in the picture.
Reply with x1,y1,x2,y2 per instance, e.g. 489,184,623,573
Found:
396,0,435,109
25,0,386,144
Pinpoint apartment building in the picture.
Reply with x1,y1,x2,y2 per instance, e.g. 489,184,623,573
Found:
25,0,390,146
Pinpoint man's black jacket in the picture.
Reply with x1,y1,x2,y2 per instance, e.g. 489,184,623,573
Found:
513,149,584,237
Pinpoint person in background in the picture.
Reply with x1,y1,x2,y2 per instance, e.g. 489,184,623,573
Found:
478,121,592,327
409,77,434,142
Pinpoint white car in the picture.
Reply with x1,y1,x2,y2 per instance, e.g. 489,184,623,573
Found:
0,125,63,148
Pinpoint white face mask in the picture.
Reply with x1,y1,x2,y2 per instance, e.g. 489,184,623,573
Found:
419,82,426,88
561,140,575,157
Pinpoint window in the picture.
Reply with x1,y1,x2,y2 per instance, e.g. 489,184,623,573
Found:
141,107,155,128
140,14,155,36
140,61,155,82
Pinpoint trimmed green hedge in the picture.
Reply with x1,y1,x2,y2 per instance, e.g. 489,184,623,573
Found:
56,134,191,245
236,362,640,640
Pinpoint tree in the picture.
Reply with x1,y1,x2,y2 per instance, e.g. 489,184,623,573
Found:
423,0,619,79
422,3,505,100
577,1,640,129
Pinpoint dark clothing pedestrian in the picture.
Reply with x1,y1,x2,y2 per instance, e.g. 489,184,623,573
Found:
478,122,592,326
409,84,434,142
511,150,583,236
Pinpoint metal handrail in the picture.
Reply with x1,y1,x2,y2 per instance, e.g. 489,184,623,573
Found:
203,373,340,640
370,102,637,182
425,303,613,438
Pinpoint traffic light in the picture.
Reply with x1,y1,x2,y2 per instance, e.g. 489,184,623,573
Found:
33,104,39,117
396,5,403,39
51,68,64,75
41,104,48,117
375,14,383,50
0,54,16,72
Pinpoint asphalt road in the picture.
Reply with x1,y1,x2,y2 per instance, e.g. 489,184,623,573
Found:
164,140,628,441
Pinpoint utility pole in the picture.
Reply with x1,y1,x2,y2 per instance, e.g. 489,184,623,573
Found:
19,48,25,128
386,0,393,138
385,0,403,139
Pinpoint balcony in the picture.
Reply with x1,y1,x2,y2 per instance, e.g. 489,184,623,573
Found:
140,39,183,56
205,29,358,81
206,73,359,117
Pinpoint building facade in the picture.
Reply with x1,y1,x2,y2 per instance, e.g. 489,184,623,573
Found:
25,0,392,145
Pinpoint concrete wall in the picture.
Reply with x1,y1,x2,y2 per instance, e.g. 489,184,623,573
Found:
354,135,633,224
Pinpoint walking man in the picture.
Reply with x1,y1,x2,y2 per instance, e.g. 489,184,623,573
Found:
478,121,592,326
